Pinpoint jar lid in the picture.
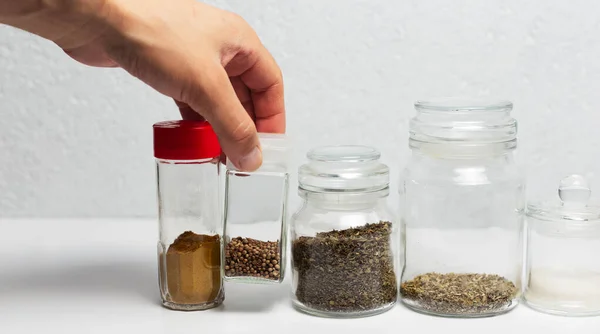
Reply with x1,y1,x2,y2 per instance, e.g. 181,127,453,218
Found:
527,175,600,222
410,97,517,146
226,133,289,172
153,120,221,160
298,145,389,193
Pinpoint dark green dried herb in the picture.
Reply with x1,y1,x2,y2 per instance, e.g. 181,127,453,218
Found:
400,272,518,315
292,221,397,313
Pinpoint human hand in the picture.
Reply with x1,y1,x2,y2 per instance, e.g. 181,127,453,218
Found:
1,0,285,171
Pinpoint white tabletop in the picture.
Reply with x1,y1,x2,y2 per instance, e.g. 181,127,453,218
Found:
0,219,598,334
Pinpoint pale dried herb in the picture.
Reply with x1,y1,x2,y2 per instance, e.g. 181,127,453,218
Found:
400,272,518,315
292,221,397,313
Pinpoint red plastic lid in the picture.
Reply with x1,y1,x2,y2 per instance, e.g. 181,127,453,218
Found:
153,120,221,160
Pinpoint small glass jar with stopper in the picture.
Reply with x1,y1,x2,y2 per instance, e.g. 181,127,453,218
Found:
524,174,600,316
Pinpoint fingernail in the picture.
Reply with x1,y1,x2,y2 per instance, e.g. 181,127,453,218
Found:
238,146,262,171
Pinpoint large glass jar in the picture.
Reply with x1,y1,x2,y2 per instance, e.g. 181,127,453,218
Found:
153,120,224,311
291,145,398,318
399,99,525,318
524,175,600,317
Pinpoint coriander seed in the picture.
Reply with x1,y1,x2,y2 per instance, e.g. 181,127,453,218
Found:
225,237,281,280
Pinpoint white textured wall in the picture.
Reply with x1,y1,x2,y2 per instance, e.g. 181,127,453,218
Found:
1,0,600,218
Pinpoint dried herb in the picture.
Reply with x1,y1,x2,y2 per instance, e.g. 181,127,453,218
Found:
400,272,518,315
225,237,281,280
292,221,397,313
160,231,223,307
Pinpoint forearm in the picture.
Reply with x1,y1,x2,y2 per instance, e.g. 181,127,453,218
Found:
0,0,44,21
0,0,112,43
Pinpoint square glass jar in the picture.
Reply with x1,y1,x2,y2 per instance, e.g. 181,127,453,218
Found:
223,133,290,284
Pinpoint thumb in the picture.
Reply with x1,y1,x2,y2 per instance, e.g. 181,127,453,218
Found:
183,68,263,172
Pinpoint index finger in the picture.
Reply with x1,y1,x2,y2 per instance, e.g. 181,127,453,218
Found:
239,46,286,134
174,99,205,121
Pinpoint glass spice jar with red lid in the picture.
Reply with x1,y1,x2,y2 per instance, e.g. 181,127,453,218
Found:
153,120,224,311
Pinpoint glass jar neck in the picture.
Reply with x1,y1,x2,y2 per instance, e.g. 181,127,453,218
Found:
409,140,516,159
299,188,389,210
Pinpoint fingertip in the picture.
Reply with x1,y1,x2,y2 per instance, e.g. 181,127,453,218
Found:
235,146,263,172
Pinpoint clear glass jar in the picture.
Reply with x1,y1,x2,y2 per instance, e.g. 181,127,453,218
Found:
223,133,289,284
399,98,525,317
153,120,224,311
524,175,600,317
291,145,398,318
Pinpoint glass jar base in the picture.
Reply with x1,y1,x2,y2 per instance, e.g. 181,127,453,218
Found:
225,276,282,285
292,299,395,318
161,296,224,311
401,298,518,318
524,297,600,317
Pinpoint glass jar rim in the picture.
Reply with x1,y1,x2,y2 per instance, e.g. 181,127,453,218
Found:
298,145,389,192
527,201,600,223
414,98,513,112
299,187,390,198
227,132,290,172
307,145,380,163
410,97,518,148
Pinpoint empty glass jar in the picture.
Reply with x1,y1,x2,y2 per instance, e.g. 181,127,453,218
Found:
153,120,224,311
399,99,525,317
524,175,600,316
223,133,290,284
291,145,398,318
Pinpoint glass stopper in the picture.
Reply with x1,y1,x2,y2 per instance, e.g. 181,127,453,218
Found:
558,174,591,208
